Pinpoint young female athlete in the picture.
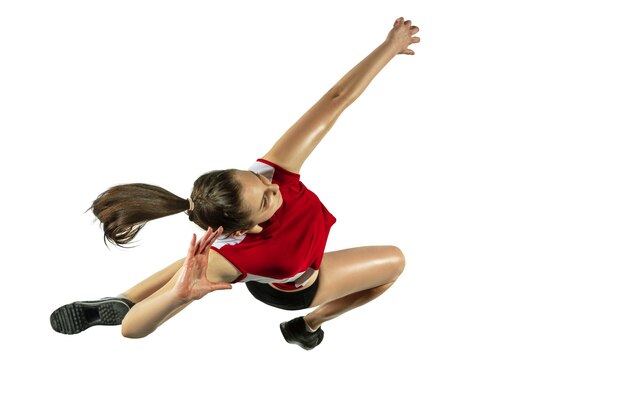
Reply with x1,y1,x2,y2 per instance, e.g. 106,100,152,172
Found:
50,17,420,350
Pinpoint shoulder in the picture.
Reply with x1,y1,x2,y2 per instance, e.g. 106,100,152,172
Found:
259,151,302,175
207,249,241,283
251,158,301,184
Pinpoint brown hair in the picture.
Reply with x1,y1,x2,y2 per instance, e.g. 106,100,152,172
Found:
88,169,254,248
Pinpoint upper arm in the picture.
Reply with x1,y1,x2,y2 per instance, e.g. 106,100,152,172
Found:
206,249,241,283
262,89,348,174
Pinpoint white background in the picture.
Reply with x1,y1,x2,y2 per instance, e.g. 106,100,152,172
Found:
1,0,624,416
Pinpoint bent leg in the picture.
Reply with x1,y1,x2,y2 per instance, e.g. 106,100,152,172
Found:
304,246,405,330
50,257,185,335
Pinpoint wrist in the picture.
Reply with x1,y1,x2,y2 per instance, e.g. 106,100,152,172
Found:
381,39,400,57
167,288,191,307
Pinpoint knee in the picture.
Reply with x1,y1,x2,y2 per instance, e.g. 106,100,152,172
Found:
387,246,406,280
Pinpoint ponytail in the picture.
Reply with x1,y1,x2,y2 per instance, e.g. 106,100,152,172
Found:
88,183,188,248
89,169,254,248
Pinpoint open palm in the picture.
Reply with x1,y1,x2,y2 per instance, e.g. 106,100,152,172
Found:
174,226,232,301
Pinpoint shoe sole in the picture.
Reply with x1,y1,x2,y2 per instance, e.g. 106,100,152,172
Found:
50,299,131,335
280,321,323,350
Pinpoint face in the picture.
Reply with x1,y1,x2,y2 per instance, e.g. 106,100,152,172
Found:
235,170,283,229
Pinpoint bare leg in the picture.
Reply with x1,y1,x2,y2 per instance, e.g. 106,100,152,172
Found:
304,282,393,330
304,246,405,330
120,258,184,303
50,257,187,335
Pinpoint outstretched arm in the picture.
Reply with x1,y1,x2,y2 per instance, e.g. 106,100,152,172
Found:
262,17,420,174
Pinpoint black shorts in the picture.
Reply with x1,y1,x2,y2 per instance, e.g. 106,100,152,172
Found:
245,278,319,311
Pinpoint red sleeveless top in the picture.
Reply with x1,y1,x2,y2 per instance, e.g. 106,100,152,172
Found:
211,159,336,291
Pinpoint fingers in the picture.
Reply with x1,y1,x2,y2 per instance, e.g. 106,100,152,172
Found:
187,233,197,258
393,17,419,31
188,228,215,258
392,18,420,50
199,226,214,245
210,226,224,243
395,18,413,26
198,226,223,255
193,225,222,256
191,228,207,257
393,16,420,56
180,233,198,284
195,227,213,256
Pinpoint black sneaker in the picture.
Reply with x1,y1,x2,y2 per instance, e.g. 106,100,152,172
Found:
50,296,135,335
279,316,324,350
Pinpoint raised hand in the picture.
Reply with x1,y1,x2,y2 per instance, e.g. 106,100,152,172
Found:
386,17,420,55
173,226,232,302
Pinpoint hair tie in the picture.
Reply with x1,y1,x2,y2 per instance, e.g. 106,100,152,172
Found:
187,198,195,212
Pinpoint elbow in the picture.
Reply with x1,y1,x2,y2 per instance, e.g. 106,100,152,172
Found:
121,327,143,339
121,318,150,339
328,87,343,100
325,87,351,105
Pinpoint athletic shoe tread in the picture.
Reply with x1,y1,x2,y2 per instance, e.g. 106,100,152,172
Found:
50,297,134,335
